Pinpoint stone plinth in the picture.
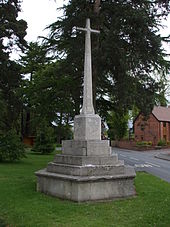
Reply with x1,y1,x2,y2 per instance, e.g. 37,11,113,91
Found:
36,141,136,202
74,114,101,140
36,165,136,202
36,115,136,202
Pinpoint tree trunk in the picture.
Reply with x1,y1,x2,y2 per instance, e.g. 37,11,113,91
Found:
25,111,31,136
93,0,101,14
21,108,24,140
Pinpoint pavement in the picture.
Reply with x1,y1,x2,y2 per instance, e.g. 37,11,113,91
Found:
113,147,170,182
155,152,170,161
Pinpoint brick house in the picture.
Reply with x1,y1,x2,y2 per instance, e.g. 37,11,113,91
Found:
134,106,170,145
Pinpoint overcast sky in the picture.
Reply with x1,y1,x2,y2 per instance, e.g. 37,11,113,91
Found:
19,0,169,45
18,0,65,41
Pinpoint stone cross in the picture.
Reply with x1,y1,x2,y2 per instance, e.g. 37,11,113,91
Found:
77,18,100,115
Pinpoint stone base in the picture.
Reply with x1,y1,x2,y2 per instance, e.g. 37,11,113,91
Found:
74,114,101,140
62,140,111,156
36,166,136,202
36,138,136,202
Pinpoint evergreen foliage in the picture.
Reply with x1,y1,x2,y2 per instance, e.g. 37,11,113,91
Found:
20,42,75,142
19,41,51,138
0,60,23,132
107,111,129,140
32,121,55,154
0,0,27,133
0,0,27,161
45,0,170,116
0,0,27,61
0,130,26,162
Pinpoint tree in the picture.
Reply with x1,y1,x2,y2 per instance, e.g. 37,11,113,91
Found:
32,119,55,154
107,110,129,140
0,61,23,133
0,130,25,162
19,41,51,138
0,0,27,62
0,0,27,133
0,0,27,161
20,41,51,80
20,40,76,143
45,0,169,117
22,59,75,142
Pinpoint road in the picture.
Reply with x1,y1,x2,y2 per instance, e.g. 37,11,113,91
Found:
112,148,170,183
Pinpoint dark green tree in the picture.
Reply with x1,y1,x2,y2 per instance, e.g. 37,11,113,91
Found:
45,0,169,117
0,0,27,133
32,119,55,154
0,61,23,133
0,0,27,161
0,0,27,61
20,41,75,144
107,110,129,140
0,130,25,162
19,41,51,138
24,61,74,143
20,41,51,80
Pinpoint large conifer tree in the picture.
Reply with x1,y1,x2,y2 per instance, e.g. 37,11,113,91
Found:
0,0,27,132
45,0,169,116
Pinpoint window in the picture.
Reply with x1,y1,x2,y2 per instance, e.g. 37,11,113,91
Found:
163,135,167,141
163,122,166,127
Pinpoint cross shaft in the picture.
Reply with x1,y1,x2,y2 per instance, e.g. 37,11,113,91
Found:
77,18,100,115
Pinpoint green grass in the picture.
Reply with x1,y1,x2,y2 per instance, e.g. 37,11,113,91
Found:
0,152,170,227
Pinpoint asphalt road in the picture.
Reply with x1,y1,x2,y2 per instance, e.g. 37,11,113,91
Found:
112,148,170,183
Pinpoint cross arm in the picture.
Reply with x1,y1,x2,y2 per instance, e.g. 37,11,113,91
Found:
90,29,100,34
76,27,87,32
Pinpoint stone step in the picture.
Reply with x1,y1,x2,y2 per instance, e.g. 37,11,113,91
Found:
36,165,136,202
46,161,125,176
53,154,119,166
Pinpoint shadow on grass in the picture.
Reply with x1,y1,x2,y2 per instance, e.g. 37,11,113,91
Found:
28,151,61,155
0,159,27,165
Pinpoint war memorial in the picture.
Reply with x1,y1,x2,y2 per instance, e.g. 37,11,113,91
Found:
36,19,136,202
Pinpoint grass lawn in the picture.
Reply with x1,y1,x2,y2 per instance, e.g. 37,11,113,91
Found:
0,152,170,227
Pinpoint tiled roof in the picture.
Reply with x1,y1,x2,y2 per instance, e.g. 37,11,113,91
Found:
152,106,170,122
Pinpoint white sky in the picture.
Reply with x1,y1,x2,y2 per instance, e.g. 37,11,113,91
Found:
19,0,170,47
18,0,66,42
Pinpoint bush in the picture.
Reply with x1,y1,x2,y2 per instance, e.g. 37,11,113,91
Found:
147,141,152,146
136,141,152,146
157,139,166,146
0,130,26,162
32,125,55,154
56,143,62,147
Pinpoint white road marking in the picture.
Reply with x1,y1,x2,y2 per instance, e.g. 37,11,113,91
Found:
145,162,160,168
144,164,153,167
135,164,152,168
120,154,126,157
130,157,139,161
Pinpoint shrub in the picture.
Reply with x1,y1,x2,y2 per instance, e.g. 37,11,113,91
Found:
157,139,166,146
147,141,152,146
56,143,62,147
32,125,55,154
0,130,26,162
136,141,152,146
